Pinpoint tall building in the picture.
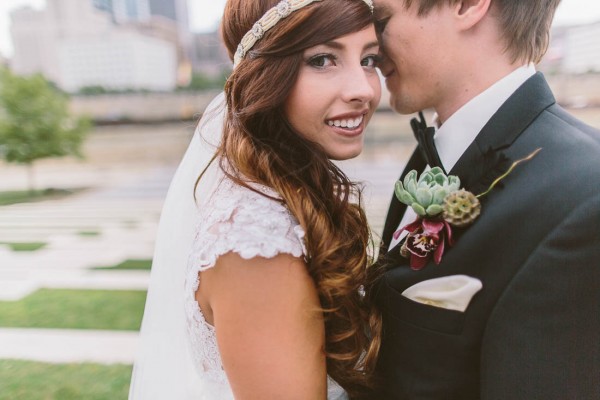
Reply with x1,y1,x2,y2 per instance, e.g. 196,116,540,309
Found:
10,0,177,92
10,1,112,84
147,0,187,23
92,0,113,14
96,0,188,28
563,22,600,74
541,22,600,75
91,0,191,68
147,0,191,60
191,31,231,77
110,0,151,23
59,31,176,92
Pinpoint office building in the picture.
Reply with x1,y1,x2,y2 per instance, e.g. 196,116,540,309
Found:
10,0,177,92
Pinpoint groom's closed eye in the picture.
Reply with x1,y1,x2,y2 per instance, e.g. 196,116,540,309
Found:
373,3,391,35
375,17,390,35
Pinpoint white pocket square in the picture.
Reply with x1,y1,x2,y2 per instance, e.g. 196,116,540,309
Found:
402,275,482,312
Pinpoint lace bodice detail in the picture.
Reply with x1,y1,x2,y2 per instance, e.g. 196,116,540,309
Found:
184,177,348,399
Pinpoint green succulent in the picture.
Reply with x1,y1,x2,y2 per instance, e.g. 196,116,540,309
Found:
394,167,461,217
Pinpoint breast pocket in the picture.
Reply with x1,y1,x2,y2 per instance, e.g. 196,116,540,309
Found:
376,278,479,399
381,278,466,335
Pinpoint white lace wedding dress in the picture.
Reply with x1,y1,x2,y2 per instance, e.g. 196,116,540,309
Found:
183,172,349,400
129,93,348,399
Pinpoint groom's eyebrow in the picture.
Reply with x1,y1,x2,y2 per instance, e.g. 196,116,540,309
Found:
373,4,390,18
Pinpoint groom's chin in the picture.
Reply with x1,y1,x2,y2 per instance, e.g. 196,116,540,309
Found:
389,93,418,115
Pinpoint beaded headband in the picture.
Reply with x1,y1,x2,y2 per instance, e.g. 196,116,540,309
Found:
233,0,375,68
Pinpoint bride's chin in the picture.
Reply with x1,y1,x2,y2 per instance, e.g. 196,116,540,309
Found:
327,146,363,161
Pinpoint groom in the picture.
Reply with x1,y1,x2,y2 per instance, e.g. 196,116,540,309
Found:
369,0,600,398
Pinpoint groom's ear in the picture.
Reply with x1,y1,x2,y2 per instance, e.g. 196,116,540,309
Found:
453,0,492,31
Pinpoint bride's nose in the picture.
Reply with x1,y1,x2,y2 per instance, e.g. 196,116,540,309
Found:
340,68,376,104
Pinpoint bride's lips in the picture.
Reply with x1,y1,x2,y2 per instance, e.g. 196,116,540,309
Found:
325,111,368,138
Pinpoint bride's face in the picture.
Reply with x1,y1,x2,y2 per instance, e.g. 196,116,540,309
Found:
284,26,381,161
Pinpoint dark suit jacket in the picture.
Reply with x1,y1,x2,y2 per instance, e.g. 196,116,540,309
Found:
370,73,600,399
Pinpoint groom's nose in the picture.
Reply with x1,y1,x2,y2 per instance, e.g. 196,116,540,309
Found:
378,51,394,78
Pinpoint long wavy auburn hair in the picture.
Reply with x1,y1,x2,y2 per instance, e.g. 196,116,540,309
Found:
213,0,382,394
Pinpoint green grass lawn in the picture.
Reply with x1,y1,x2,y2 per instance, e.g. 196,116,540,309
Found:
0,188,85,206
0,360,131,400
0,242,47,252
93,259,152,270
0,289,146,331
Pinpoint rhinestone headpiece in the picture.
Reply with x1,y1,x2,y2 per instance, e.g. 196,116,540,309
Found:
233,0,375,68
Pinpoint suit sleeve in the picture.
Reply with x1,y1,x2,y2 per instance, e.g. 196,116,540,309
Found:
480,192,600,400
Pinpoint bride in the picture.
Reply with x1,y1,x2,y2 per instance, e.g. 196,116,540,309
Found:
130,0,381,398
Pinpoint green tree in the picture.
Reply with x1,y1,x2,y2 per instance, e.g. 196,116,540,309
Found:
0,69,90,193
179,70,230,91
78,85,109,96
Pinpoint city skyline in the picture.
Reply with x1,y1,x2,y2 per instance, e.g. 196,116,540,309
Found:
9,0,179,91
1,0,600,57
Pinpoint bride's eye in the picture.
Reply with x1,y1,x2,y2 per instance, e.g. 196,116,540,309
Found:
307,54,337,68
361,54,381,68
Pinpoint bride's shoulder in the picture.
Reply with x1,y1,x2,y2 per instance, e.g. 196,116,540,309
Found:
208,176,290,226
192,176,306,265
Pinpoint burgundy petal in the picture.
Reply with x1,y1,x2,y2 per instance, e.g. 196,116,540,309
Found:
393,218,423,240
422,219,444,234
433,235,445,264
410,254,429,270
444,220,455,246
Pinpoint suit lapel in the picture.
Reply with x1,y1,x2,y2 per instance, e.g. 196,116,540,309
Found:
381,74,555,259
381,148,426,253
449,72,556,193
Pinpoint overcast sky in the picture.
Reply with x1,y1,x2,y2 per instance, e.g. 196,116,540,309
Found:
1,0,599,57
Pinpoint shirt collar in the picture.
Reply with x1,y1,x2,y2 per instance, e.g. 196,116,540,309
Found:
433,64,536,172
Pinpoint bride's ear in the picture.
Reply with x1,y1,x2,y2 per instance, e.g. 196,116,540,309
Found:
454,0,492,31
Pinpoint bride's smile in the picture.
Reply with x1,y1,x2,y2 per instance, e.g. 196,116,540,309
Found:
131,1,383,398
284,26,381,161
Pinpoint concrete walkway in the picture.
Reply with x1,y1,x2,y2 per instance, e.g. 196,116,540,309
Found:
0,328,138,364
0,166,171,301
0,165,168,364
0,159,404,365
0,269,150,301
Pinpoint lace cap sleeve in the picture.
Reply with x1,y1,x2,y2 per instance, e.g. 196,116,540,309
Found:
188,178,306,278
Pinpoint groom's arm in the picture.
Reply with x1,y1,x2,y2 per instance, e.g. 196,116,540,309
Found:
480,193,600,399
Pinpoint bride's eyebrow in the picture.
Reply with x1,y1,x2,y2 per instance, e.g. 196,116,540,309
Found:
318,41,344,50
315,40,380,52
364,41,379,52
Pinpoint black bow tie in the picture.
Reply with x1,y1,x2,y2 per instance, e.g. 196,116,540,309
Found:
410,111,446,173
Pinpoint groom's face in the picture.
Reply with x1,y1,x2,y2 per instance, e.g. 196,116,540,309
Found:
374,0,455,114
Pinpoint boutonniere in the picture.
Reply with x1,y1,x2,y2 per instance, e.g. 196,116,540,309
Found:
394,148,541,270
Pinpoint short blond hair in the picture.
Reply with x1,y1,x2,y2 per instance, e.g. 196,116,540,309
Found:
403,0,561,63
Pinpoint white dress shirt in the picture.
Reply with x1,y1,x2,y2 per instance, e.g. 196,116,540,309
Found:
389,64,536,249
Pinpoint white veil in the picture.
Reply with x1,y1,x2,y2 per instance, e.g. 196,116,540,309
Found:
129,93,225,399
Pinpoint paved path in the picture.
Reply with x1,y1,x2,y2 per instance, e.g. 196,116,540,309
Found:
0,270,150,301
0,328,138,364
0,165,168,364
0,166,173,300
0,159,405,364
